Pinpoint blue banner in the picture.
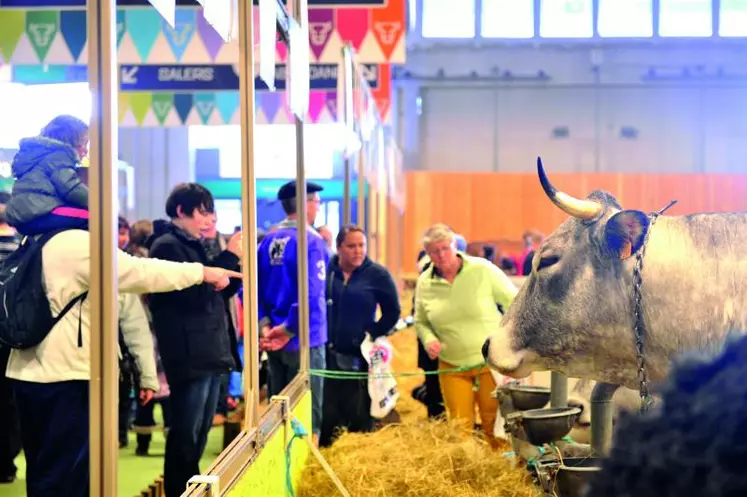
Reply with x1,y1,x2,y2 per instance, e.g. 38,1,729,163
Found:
13,62,380,91
0,0,387,6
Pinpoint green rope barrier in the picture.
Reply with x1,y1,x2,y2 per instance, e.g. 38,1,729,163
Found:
308,363,487,391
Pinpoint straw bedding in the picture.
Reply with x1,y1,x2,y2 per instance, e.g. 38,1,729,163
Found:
297,321,541,497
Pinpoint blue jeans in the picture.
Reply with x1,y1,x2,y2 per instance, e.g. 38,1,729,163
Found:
163,374,222,497
267,346,325,436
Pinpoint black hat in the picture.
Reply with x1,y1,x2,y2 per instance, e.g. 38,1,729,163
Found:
277,180,324,201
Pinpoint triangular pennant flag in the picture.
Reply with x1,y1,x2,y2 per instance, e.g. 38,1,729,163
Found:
117,9,127,48
215,91,239,124
26,11,59,63
308,9,334,60
200,0,238,43
163,9,196,62
336,9,369,52
146,0,176,28
118,92,131,124
259,91,282,123
151,93,174,125
129,93,153,124
0,12,25,62
194,93,216,124
173,93,194,124
196,8,224,61
372,0,404,61
325,91,338,120
126,9,163,62
59,11,87,62
308,92,326,123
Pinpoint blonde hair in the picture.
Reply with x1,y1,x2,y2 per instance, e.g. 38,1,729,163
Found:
422,223,455,250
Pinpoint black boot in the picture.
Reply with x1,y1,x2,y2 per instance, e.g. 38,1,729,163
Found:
136,433,151,456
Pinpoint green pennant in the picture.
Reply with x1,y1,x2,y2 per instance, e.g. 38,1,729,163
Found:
25,11,59,63
0,12,26,62
128,93,153,125
151,93,174,125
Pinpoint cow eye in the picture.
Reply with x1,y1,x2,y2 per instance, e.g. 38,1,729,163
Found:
537,255,560,271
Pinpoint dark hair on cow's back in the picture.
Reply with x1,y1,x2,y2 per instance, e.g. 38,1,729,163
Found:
165,182,215,219
587,334,747,496
40,114,89,149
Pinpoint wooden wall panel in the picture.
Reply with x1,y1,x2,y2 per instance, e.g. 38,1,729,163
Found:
402,172,747,273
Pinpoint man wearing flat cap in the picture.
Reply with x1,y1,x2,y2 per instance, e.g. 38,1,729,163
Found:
257,180,329,446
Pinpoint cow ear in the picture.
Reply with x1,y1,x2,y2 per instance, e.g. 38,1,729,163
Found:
604,210,650,260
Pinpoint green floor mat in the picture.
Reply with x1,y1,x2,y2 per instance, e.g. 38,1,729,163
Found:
0,426,225,497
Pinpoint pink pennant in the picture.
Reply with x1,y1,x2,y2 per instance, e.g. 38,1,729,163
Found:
335,9,370,52
308,92,326,123
276,39,288,63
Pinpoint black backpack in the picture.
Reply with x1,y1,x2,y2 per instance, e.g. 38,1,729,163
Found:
0,229,88,350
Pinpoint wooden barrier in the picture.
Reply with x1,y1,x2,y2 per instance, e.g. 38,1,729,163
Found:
403,171,747,273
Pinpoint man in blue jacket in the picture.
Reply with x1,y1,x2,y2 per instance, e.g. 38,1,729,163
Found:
257,180,329,445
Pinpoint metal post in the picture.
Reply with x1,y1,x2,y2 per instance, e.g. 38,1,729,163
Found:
550,371,568,408
87,0,119,495
238,0,260,430
292,0,310,372
590,383,620,455
341,45,354,226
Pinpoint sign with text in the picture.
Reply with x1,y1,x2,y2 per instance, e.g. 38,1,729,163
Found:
12,63,380,92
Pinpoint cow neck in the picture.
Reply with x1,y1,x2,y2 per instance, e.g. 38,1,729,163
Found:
631,199,678,413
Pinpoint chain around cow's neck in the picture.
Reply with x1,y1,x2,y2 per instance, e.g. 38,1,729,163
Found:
632,200,678,413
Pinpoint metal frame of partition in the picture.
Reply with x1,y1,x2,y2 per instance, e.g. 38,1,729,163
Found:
85,0,312,495
340,43,406,280
87,0,119,495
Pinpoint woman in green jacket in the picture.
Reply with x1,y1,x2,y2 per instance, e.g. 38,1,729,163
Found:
414,224,517,448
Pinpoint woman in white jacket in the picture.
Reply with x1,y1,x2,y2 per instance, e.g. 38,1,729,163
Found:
5,228,241,497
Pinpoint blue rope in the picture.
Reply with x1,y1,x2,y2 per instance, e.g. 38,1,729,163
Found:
285,418,309,497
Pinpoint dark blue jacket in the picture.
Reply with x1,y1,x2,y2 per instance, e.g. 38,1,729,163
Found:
257,219,330,351
7,137,88,227
326,255,401,356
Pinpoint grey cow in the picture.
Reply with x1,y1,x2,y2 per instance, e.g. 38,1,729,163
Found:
484,158,747,391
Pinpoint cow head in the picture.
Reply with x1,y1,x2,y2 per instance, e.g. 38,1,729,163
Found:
484,158,651,386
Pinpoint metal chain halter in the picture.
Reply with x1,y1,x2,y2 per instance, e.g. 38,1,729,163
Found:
632,199,677,413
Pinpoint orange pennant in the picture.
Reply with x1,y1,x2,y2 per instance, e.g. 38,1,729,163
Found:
372,63,391,120
371,0,405,60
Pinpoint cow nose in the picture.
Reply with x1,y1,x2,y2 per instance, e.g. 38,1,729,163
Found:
482,338,491,361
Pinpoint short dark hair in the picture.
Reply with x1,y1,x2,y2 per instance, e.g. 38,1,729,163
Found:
165,183,215,219
336,224,365,248
40,115,89,149
118,216,130,231
281,197,297,216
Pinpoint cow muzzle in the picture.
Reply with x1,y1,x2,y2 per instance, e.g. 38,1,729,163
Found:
483,337,534,378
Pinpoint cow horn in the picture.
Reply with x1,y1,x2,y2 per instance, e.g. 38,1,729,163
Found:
537,157,603,221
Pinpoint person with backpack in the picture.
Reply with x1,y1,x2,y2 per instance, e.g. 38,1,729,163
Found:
0,192,20,484
5,115,91,236
2,226,242,497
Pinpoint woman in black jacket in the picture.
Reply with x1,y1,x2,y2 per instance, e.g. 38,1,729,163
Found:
320,225,401,447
